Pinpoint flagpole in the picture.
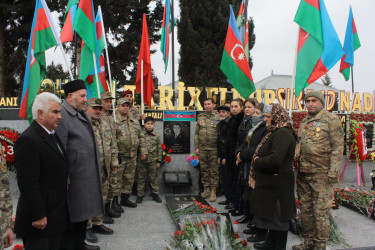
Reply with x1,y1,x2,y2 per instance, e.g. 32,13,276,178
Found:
351,66,354,93
171,0,175,104
141,60,144,125
92,52,101,98
289,28,300,117
60,44,74,80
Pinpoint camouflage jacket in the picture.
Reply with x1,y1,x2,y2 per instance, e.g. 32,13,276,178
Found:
129,105,141,120
298,109,344,178
0,146,12,243
102,112,119,155
194,111,220,151
92,119,119,172
116,115,147,158
141,131,162,163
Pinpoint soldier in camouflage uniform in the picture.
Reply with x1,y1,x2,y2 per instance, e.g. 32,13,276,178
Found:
116,97,147,208
100,91,124,215
293,91,344,250
136,116,163,204
0,138,14,249
122,89,145,121
194,98,220,202
86,98,119,240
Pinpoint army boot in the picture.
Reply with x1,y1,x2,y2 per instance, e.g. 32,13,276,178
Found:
152,193,162,203
209,187,217,202
292,241,314,250
136,196,143,204
120,193,137,208
111,196,124,213
105,203,120,218
201,187,210,199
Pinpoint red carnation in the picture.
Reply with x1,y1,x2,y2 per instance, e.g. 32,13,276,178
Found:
165,155,171,163
243,240,247,246
161,144,167,150
168,148,173,154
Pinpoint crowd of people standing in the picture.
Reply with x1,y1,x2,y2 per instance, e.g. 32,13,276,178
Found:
0,78,345,250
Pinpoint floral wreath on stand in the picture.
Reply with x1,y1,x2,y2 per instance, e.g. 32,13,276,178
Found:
0,127,20,172
349,120,368,164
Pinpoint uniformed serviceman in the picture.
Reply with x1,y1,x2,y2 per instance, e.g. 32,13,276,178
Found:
121,89,146,121
0,139,13,249
194,98,220,202
100,91,124,215
116,97,147,208
85,98,120,241
293,91,344,250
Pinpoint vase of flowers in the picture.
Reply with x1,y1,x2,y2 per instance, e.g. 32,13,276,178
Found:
370,152,375,190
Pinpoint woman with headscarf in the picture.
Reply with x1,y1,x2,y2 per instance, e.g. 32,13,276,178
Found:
249,103,297,250
231,98,258,217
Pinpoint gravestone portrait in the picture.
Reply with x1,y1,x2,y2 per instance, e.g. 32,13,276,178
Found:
164,121,190,154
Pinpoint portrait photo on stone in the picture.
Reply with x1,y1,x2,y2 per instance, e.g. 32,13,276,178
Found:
163,121,190,154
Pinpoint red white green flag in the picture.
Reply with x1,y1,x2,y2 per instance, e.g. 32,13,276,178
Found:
339,6,361,81
220,5,255,98
19,0,59,122
236,0,249,62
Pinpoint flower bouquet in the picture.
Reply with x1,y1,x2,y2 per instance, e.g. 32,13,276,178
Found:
12,244,24,250
161,144,172,166
0,127,20,172
186,154,199,167
172,201,217,224
166,216,249,250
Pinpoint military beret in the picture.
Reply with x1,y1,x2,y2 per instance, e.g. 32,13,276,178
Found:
305,90,325,105
122,89,133,97
117,97,131,105
217,105,230,112
63,79,86,95
100,91,114,100
87,98,103,107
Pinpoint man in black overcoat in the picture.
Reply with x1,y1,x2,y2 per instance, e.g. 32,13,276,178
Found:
14,92,69,249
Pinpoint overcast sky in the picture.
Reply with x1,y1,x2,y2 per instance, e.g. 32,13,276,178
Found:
47,0,375,94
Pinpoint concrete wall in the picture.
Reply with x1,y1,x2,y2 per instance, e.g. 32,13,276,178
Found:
1,120,373,196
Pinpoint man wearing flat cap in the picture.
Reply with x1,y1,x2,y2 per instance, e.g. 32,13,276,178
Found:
100,91,124,215
115,97,147,208
56,80,102,250
293,90,344,250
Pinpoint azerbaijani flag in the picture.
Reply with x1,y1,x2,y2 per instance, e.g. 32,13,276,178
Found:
339,6,361,81
19,0,60,122
220,5,255,98
60,0,79,43
236,0,249,62
164,111,196,121
294,0,344,96
160,0,171,73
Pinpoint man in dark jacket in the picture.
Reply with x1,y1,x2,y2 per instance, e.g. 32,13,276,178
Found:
14,92,69,249
217,105,231,206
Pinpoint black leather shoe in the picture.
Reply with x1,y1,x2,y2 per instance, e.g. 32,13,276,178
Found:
111,196,124,213
120,193,137,208
85,229,98,243
102,214,114,224
224,203,234,210
84,243,100,250
152,193,162,203
231,210,242,216
218,200,229,205
237,215,251,224
136,196,143,204
253,241,274,250
92,224,114,235
247,233,267,243
243,227,257,235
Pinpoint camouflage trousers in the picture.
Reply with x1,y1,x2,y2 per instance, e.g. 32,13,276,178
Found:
0,213,8,250
107,162,119,202
137,161,159,197
120,155,138,195
199,150,219,188
88,164,110,228
297,172,333,248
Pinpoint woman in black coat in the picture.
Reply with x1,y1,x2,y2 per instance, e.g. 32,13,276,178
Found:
224,98,244,211
249,103,297,250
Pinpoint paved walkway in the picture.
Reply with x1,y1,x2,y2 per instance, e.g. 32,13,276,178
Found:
7,174,375,249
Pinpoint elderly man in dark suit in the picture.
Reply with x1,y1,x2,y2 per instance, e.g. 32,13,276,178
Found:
56,80,103,250
14,92,69,249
